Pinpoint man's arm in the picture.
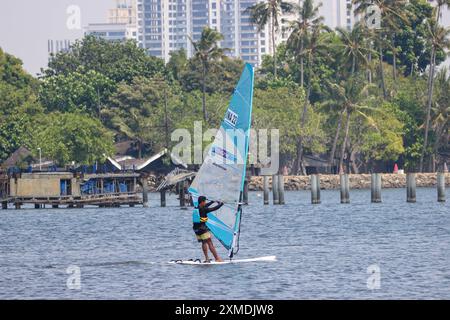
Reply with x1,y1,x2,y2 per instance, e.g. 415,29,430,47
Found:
206,201,224,213
205,201,214,208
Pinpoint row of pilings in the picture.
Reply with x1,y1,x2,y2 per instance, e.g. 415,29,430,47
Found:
252,173,447,205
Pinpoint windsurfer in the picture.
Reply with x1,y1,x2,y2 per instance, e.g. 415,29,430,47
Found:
193,196,224,262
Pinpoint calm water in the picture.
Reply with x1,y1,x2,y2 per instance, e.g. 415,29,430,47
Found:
1,188,449,300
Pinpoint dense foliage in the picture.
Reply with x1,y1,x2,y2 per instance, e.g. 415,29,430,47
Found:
0,0,449,174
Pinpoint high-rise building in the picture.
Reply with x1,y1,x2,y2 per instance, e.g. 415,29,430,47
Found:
136,0,269,65
133,0,360,65
278,0,355,43
108,0,137,25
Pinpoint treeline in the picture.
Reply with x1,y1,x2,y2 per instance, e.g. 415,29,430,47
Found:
0,0,449,174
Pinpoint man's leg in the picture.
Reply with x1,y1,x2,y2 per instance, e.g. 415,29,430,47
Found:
206,239,223,262
202,241,209,261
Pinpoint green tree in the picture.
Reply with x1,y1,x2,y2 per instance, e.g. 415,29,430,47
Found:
32,112,114,165
167,48,188,81
419,17,450,172
253,85,326,168
248,0,293,78
294,25,331,174
190,27,227,121
323,75,378,173
353,0,408,97
39,67,115,116
352,102,405,172
286,0,323,87
43,36,164,83
180,57,244,94
335,23,374,77
0,113,33,161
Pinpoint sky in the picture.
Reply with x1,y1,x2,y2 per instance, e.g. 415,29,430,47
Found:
0,0,113,76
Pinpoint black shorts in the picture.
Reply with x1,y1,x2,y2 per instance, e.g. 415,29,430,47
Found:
193,224,211,242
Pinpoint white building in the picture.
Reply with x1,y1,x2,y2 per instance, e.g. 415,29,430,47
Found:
85,0,138,43
277,0,355,44
85,23,138,42
136,0,269,65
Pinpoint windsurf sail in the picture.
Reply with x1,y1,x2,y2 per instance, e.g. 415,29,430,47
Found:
188,63,254,259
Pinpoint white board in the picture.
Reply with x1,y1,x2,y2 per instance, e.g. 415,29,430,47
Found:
169,256,276,265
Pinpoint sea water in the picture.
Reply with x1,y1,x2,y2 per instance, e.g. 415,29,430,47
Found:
0,188,449,299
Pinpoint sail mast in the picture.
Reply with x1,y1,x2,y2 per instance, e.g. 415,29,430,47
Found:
188,64,254,258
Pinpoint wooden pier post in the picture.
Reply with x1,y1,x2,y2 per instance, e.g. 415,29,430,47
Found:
272,175,279,205
2,201,8,209
340,174,350,204
160,189,166,207
243,179,249,205
406,173,416,203
278,174,285,205
311,175,321,204
263,176,269,205
142,179,149,208
34,204,41,209
371,173,382,203
52,205,59,209
15,202,21,210
437,172,446,202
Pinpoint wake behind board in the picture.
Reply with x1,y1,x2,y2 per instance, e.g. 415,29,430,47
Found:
169,256,276,265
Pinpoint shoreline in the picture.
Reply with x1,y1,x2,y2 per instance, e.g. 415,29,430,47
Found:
248,173,450,191
145,173,449,192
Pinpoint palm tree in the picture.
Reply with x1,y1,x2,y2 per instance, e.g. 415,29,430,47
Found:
335,23,374,77
431,68,450,171
325,77,376,173
293,25,331,174
286,0,323,87
190,27,226,121
353,0,408,98
248,0,293,78
419,18,450,172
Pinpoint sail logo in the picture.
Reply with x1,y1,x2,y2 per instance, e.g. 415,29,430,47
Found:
224,109,238,127
211,146,237,163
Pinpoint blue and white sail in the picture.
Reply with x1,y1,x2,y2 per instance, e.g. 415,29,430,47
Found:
188,63,254,258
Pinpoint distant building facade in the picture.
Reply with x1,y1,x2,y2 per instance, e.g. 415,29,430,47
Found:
135,0,269,65
48,39,72,56
82,0,360,65
85,0,138,42
85,23,138,42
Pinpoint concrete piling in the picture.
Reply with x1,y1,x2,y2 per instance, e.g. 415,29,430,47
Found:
142,179,149,208
278,174,285,205
243,179,249,205
263,176,269,205
311,175,321,204
371,173,382,203
272,175,279,205
160,189,166,207
437,172,446,202
179,181,186,209
340,174,350,204
406,173,416,203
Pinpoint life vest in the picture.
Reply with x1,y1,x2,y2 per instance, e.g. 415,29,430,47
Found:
192,207,208,223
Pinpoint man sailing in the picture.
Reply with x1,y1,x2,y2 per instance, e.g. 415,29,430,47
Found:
193,196,224,262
